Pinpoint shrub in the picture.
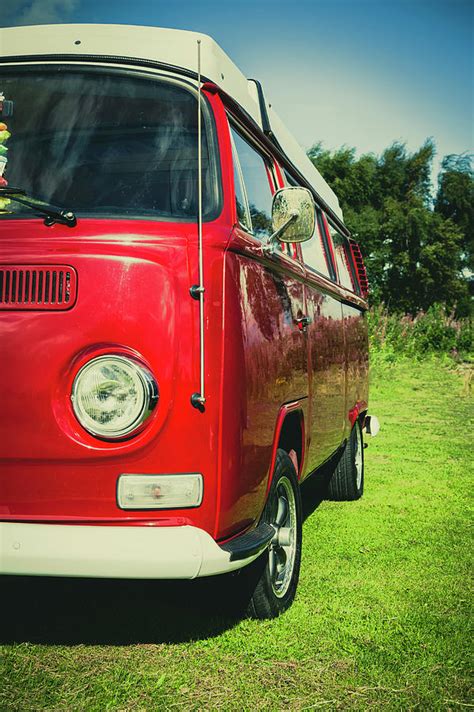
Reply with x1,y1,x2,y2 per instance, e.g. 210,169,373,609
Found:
368,303,472,358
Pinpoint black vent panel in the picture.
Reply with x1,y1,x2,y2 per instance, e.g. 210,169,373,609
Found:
0,265,77,310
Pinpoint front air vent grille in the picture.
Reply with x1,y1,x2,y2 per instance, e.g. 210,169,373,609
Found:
0,265,78,310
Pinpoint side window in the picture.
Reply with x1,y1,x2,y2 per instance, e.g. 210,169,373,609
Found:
301,213,332,278
283,170,299,188
230,134,252,232
327,221,355,291
284,170,331,278
230,124,274,240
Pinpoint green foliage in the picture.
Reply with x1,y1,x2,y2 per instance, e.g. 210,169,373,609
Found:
308,141,473,317
435,153,474,275
368,303,472,359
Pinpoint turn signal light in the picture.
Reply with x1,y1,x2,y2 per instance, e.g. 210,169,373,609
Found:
117,473,203,510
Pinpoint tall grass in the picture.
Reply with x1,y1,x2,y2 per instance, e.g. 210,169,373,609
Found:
368,303,472,361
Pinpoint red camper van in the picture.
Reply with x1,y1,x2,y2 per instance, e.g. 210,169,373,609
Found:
0,24,377,618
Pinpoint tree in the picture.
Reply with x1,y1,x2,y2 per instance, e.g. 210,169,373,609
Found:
308,140,472,315
379,196,467,312
435,153,474,278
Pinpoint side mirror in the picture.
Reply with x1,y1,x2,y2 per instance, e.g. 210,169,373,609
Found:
271,187,315,244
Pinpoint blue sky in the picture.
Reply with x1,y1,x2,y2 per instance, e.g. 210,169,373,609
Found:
1,0,472,178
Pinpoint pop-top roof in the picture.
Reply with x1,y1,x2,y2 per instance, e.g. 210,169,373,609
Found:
0,23,343,220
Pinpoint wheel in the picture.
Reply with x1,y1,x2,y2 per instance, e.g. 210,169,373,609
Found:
237,448,303,619
327,420,364,501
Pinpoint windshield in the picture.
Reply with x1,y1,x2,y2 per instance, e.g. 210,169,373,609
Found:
0,67,220,221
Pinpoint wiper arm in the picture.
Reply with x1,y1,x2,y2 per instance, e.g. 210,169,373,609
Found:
0,187,77,227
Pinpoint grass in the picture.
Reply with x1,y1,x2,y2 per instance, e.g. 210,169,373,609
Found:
1,358,472,710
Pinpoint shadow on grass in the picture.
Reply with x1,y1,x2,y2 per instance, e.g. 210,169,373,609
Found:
0,459,335,646
0,574,243,645
301,452,338,521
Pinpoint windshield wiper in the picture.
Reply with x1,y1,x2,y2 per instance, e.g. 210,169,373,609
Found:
0,188,77,227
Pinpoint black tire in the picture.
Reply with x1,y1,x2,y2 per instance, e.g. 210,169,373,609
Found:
327,420,364,501
236,449,303,620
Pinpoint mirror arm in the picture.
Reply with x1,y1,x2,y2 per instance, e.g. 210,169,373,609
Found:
262,212,298,255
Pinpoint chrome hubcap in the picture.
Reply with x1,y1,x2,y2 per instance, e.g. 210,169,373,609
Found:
268,476,297,598
355,426,363,490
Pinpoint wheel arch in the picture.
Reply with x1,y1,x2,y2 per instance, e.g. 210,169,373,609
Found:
266,402,305,496
348,400,368,428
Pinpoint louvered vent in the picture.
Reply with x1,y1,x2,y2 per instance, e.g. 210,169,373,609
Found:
0,265,77,310
349,242,369,298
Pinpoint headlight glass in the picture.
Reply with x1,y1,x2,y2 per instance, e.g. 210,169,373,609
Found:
71,355,158,439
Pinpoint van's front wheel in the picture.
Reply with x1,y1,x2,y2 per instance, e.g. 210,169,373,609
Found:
239,449,302,619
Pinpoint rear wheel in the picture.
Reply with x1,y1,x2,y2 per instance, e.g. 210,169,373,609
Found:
327,420,364,501
237,449,302,619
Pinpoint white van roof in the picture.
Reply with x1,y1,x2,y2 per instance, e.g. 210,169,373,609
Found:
0,23,343,221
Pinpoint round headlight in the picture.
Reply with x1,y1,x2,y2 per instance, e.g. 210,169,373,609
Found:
71,355,158,439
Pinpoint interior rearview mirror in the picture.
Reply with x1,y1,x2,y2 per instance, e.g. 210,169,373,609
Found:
271,187,315,244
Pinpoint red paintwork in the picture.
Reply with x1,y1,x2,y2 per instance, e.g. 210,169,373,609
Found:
0,82,369,547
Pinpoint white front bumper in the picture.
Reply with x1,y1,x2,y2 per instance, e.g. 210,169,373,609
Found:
0,522,258,579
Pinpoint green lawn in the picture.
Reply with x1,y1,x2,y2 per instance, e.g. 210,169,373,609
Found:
1,358,472,710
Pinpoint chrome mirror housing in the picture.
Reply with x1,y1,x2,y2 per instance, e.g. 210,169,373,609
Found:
270,187,315,245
